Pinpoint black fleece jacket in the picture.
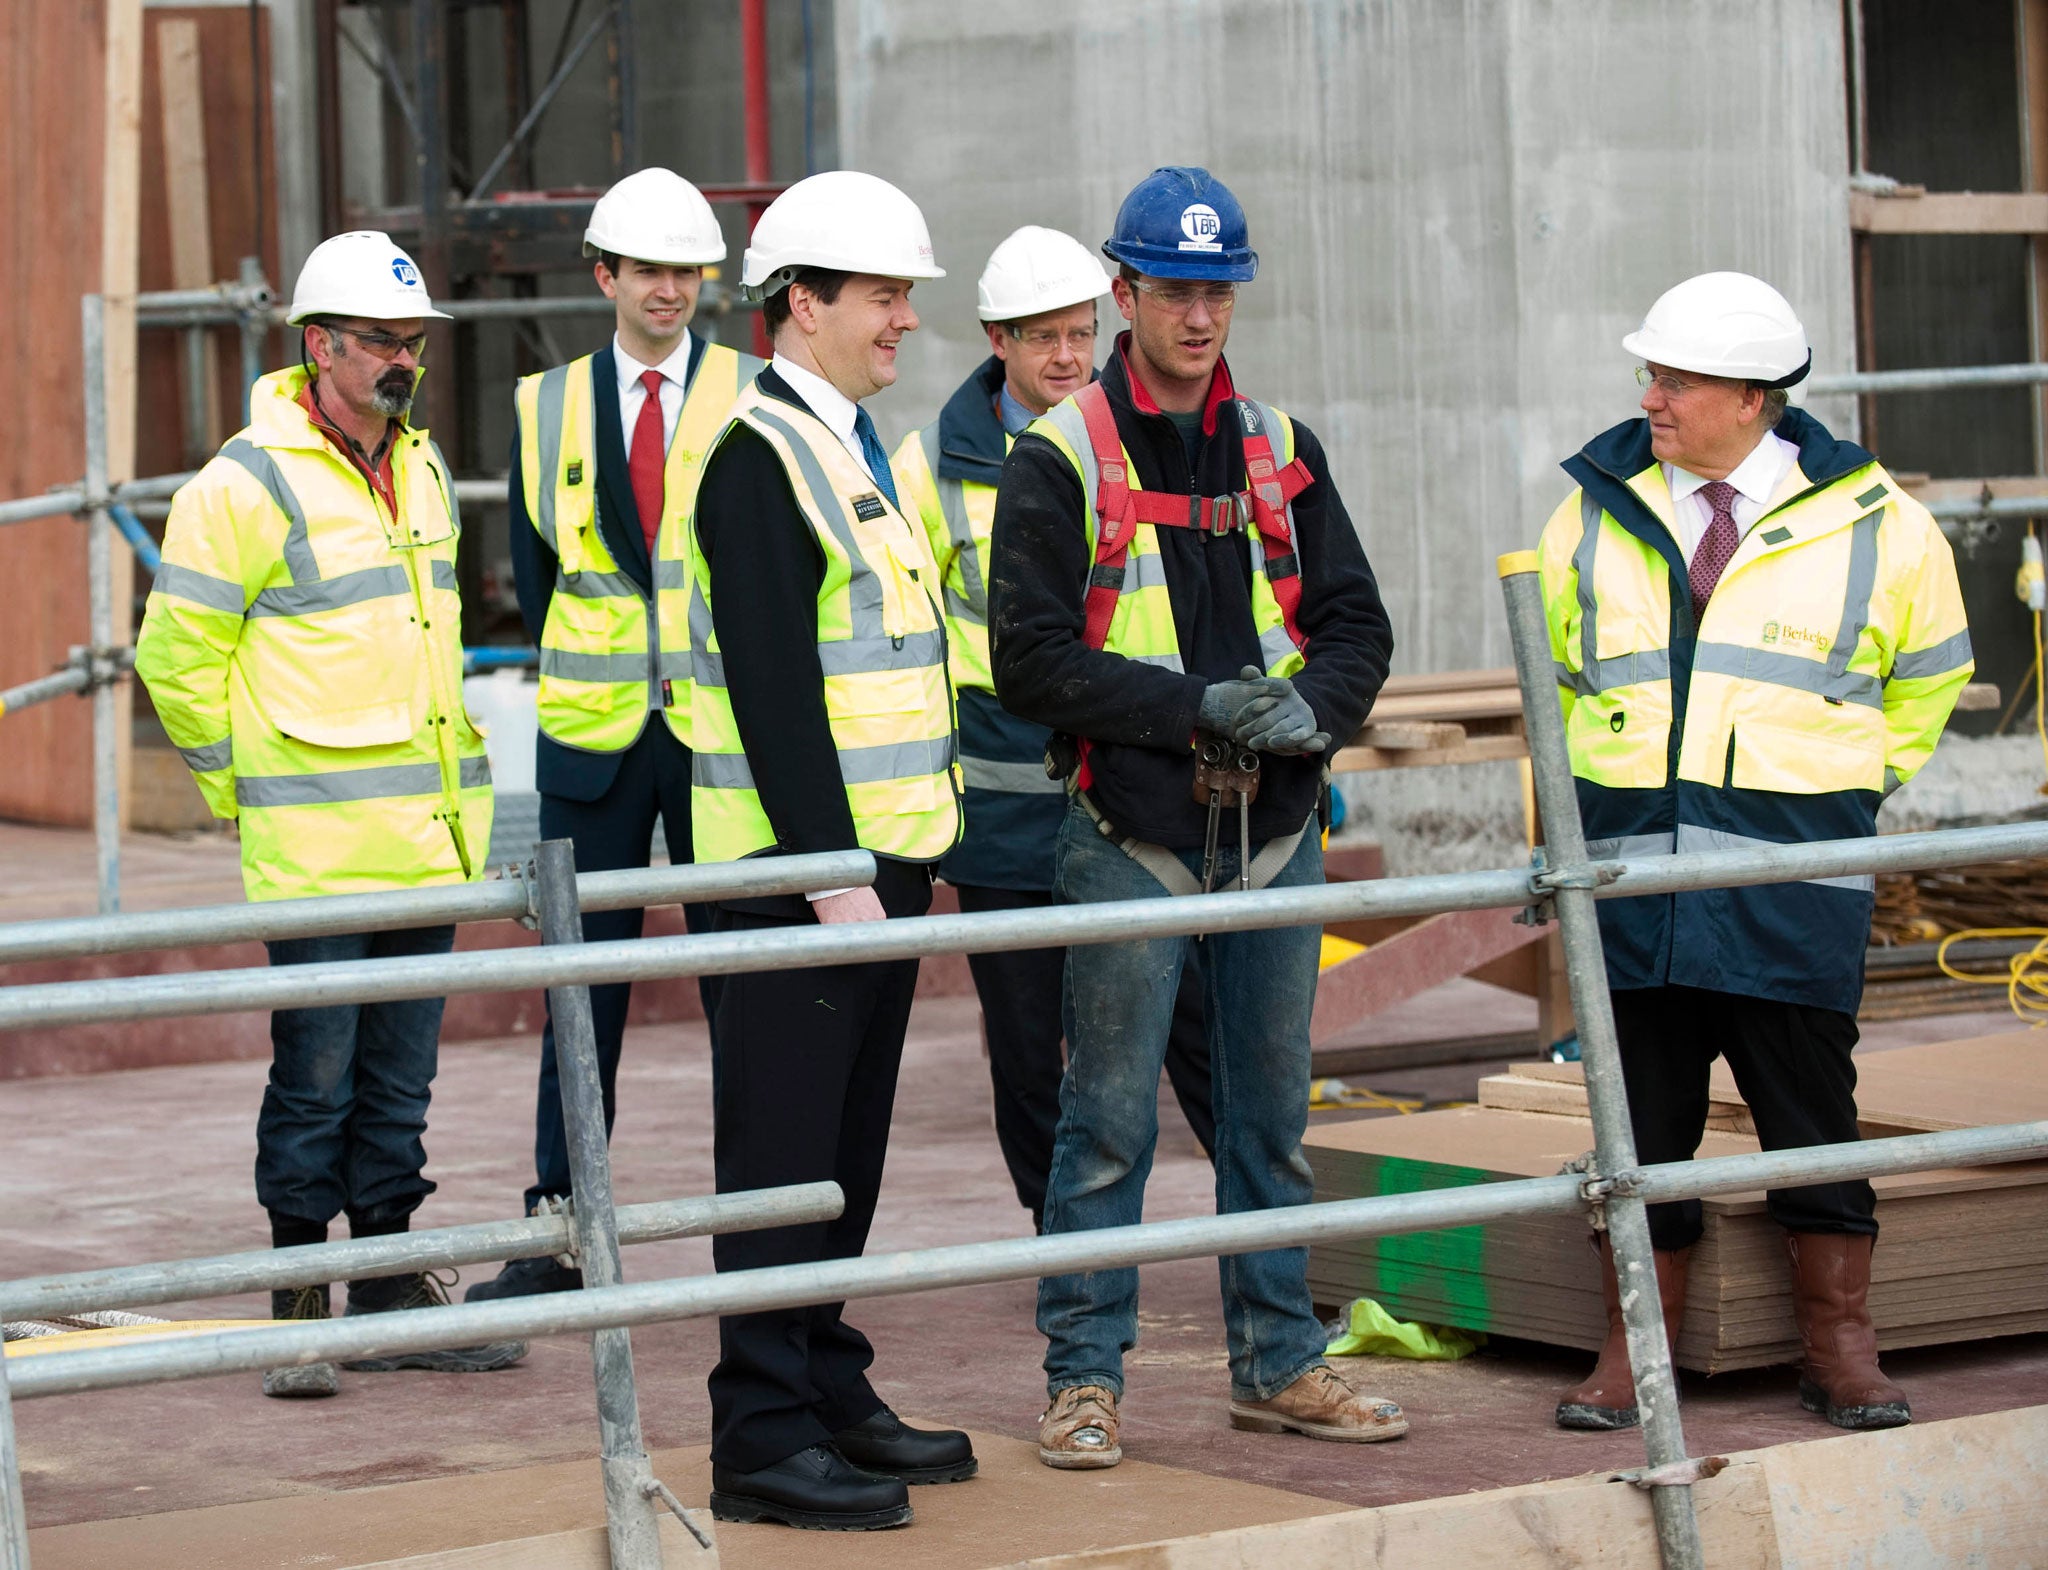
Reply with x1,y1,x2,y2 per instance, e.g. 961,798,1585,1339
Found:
988,340,1393,848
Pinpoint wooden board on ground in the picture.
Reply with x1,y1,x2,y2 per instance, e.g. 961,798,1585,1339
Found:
1303,1105,2048,1372
1017,1405,2048,1569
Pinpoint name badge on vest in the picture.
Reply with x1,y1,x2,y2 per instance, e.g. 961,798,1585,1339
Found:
566,460,584,485
852,493,888,522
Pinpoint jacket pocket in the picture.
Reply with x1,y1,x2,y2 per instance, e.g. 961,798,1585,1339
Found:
1566,682,1672,789
269,699,416,750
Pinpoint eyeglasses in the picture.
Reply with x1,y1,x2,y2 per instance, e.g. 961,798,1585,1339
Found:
1131,280,1238,313
330,324,429,361
1007,323,1098,353
1635,365,1711,398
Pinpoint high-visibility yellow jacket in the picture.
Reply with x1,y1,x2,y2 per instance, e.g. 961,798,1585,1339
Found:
136,367,493,902
513,340,761,753
1537,409,1972,1013
892,411,1004,696
688,380,962,865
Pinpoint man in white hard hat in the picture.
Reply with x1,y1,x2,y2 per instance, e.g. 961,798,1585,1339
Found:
685,170,972,1530
136,231,522,1398
990,167,1402,1469
1538,271,1972,1435
892,226,1217,1234
467,169,764,1302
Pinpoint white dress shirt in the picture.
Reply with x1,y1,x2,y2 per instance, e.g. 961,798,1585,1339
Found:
614,332,695,450
1662,431,1800,565
772,353,890,487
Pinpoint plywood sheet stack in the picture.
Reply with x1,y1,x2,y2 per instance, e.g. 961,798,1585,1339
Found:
1305,1033,2048,1373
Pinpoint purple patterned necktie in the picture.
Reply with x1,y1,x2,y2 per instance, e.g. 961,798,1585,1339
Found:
1689,480,1740,615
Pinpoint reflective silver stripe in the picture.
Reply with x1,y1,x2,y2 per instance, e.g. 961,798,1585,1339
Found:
750,405,886,633
1889,629,1974,681
427,439,460,534
431,558,458,592
222,439,317,583
1259,622,1299,673
1826,508,1882,693
176,738,234,773
1039,401,1099,515
1574,491,1603,692
1583,832,1676,859
1555,660,1583,694
1674,823,1875,892
693,750,756,789
153,562,245,615
689,582,723,687
1130,651,1187,671
533,364,569,552
248,564,410,618
236,753,490,809
1691,643,1881,708
838,736,956,785
961,755,1065,795
818,629,947,676
921,420,990,628
540,648,649,683
553,569,642,601
653,557,688,592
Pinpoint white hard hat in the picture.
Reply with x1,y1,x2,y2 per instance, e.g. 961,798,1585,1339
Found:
1622,271,1811,386
977,226,1113,322
286,231,450,325
740,171,944,300
583,167,726,266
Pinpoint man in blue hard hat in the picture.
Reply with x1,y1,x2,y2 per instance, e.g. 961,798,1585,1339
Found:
989,167,1404,1467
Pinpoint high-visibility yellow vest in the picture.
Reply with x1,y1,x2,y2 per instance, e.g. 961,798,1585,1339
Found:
687,382,963,864
136,367,493,902
515,341,759,751
1539,458,1973,800
1027,395,1306,678
891,420,1005,694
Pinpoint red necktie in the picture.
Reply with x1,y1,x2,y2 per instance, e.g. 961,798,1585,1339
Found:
629,368,666,559
1689,480,1740,616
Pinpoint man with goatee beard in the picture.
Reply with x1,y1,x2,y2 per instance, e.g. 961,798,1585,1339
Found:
137,230,519,1402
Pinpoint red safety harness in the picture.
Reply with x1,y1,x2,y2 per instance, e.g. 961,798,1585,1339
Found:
1072,379,1314,655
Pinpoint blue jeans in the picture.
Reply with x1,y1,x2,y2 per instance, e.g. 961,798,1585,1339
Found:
255,924,457,1226
1037,799,1327,1402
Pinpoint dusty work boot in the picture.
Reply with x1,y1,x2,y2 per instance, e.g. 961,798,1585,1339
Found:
1556,1235,1692,1430
340,1270,528,1373
1038,1384,1122,1469
1229,1364,1409,1442
1785,1233,1910,1430
261,1283,340,1399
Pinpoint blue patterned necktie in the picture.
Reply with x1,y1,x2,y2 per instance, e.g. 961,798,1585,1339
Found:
852,405,900,512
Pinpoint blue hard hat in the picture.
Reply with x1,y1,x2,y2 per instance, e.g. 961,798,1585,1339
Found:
1102,166,1258,282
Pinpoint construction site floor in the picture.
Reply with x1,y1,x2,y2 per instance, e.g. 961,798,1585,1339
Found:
8,991,2048,1566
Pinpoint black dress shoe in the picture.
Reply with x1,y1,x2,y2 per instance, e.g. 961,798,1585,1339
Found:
831,1408,978,1484
462,1255,583,1302
710,1444,912,1531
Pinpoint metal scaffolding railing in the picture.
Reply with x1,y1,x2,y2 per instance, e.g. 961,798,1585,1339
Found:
4,561,2048,1566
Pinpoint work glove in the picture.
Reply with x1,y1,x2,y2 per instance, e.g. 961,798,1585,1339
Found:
1198,665,1330,755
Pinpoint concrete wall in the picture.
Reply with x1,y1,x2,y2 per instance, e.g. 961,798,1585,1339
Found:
834,0,1856,676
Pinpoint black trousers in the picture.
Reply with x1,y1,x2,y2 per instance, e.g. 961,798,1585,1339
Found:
528,723,711,1213
707,905,922,1472
1613,985,1875,1251
952,883,1214,1229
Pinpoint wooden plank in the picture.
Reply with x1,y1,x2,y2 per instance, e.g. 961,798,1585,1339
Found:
155,16,222,456
1331,731,1530,773
1310,905,1544,1041
1374,665,1518,696
103,0,145,832
1850,189,2048,234
1355,719,1467,750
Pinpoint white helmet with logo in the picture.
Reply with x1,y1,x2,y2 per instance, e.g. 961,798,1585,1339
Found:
286,231,451,324
740,171,944,300
977,226,1113,322
1622,271,1811,386
583,167,727,266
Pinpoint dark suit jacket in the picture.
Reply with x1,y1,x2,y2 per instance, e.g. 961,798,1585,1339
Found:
508,336,707,801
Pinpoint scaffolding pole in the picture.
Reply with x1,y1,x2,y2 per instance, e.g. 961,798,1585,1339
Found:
80,295,120,916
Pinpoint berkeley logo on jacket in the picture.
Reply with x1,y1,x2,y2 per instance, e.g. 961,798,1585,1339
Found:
514,339,761,754
1536,406,1972,1014
136,367,493,902
893,355,1065,891
689,378,963,864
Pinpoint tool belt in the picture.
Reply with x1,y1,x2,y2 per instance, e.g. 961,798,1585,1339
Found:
1077,789,1309,898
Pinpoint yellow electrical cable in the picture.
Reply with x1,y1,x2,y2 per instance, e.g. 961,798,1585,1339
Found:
1934,927,2048,1025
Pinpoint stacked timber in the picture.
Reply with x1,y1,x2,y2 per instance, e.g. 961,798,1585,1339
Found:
1304,1034,2048,1374
1870,856,2048,946
1333,667,1526,772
